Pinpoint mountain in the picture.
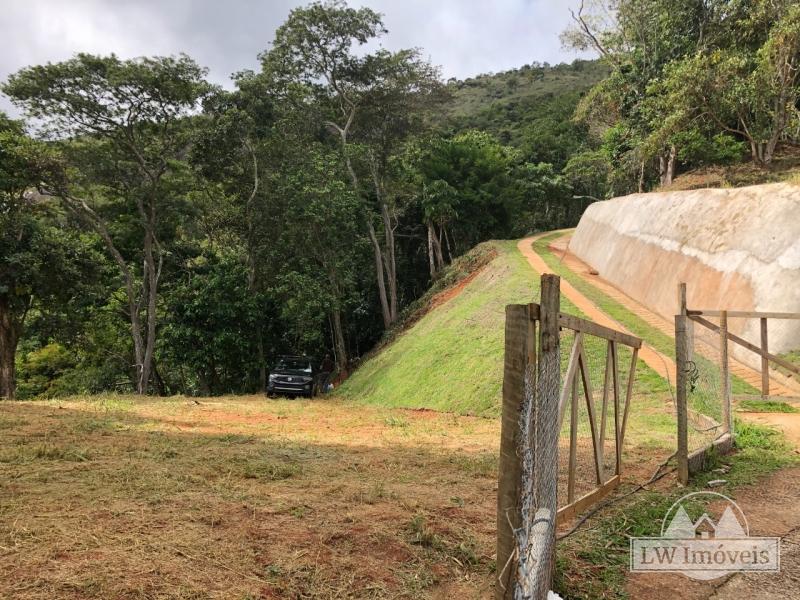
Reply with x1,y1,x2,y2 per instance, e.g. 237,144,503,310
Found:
442,59,609,162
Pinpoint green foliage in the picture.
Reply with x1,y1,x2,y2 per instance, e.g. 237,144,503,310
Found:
570,0,800,186
444,60,607,148
160,255,263,395
563,149,612,198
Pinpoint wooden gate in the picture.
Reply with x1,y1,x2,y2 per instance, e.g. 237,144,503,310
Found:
496,274,642,600
675,282,800,484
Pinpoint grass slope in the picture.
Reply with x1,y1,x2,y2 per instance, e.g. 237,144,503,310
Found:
339,241,539,417
339,239,672,427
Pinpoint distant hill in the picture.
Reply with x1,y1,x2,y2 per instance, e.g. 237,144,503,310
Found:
443,60,608,147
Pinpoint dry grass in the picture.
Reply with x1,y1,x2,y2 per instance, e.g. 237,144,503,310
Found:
661,145,800,192
0,396,501,599
0,393,679,599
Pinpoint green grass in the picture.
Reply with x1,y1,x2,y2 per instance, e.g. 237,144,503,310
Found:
340,239,672,427
776,350,800,381
737,399,800,413
339,241,540,416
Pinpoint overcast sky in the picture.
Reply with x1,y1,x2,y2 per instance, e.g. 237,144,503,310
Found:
0,0,590,117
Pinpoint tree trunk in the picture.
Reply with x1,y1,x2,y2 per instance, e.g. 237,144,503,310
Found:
379,200,398,323
198,370,211,396
433,226,445,272
0,298,19,400
257,329,267,393
152,362,167,397
659,145,677,186
330,309,348,374
443,227,454,263
366,221,392,329
427,222,436,280
638,160,646,193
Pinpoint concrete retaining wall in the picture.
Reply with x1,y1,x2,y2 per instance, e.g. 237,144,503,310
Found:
569,183,800,355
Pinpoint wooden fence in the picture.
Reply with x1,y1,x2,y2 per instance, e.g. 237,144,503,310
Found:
496,274,642,599
675,282,800,483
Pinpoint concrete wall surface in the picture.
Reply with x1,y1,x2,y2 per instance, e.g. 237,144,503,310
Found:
569,183,800,355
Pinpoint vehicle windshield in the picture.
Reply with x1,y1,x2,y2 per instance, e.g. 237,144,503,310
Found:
276,358,312,372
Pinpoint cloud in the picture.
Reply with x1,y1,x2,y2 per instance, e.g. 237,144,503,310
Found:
0,0,591,117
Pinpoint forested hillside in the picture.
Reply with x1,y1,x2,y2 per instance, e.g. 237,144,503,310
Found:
2,0,799,400
446,60,608,148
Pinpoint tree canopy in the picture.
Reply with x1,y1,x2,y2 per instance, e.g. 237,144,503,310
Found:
1,0,793,399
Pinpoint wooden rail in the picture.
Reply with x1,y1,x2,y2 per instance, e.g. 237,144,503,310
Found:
687,310,800,320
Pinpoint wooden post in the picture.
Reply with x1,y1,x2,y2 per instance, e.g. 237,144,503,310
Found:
761,317,769,398
675,314,689,485
523,273,561,599
678,283,693,362
496,304,533,598
720,311,732,434
504,276,561,599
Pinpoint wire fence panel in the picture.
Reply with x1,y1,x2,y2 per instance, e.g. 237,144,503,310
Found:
685,317,727,454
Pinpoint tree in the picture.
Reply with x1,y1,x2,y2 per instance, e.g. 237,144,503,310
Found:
264,1,446,329
563,0,719,187
191,81,279,391
160,254,263,395
0,115,91,398
659,2,800,165
3,54,213,394
273,147,365,372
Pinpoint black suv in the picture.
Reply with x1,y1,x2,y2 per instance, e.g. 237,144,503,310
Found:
267,355,318,398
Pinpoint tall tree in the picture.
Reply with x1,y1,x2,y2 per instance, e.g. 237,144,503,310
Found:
264,1,446,328
4,54,213,394
0,114,90,398
658,1,800,165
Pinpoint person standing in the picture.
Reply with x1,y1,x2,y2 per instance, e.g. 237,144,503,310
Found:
319,354,335,393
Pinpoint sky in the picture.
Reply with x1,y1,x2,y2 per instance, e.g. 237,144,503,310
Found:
0,0,590,117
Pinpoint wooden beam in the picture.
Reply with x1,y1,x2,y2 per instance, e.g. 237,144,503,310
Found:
761,318,769,398
689,315,800,376
611,342,622,475
578,345,604,485
675,315,690,485
496,304,530,598
720,311,732,435
568,376,578,504
558,313,642,349
620,347,638,452
687,433,734,474
677,283,693,362
556,475,620,525
558,332,583,427
678,282,687,316
597,341,611,478
528,305,642,349
687,310,800,320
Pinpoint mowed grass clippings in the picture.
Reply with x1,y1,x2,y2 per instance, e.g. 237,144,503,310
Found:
0,396,500,599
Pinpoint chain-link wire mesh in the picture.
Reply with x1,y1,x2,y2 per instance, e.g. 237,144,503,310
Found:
685,318,728,453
